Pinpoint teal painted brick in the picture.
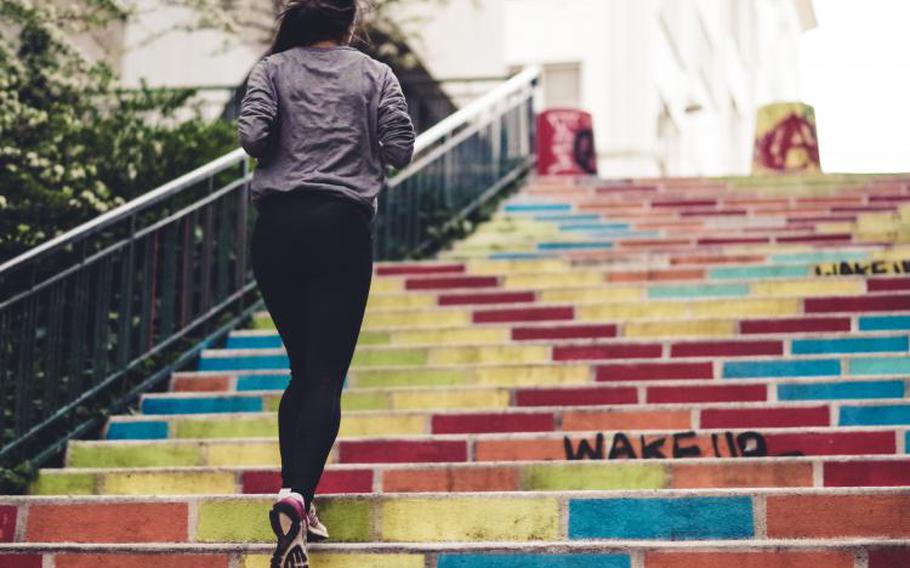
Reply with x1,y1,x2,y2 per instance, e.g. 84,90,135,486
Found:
538,242,615,250
771,252,869,264
556,222,629,230
709,265,809,280
724,359,841,378
106,421,168,440
792,336,909,355
648,283,750,299
851,357,910,376
778,380,905,401
505,203,572,212
860,316,910,331
438,555,631,568
840,404,910,426
199,354,289,371
237,374,290,391
490,253,548,260
141,396,262,415
569,497,753,540
535,213,601,222
226,335,283,349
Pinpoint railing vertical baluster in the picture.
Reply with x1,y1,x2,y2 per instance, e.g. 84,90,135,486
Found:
117,222,137,368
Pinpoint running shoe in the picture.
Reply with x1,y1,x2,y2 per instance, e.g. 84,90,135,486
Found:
306,501,329,542
269,495,308,568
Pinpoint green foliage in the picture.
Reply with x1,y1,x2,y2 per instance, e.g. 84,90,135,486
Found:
0,0,238,262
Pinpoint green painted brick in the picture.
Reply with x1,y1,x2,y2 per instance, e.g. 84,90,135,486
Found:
197,499,274,542
313,498,373,542
341,392,390,411
175,417,277,439
522,463,669,491
29,471,96,495
263,395,281,412
67,443,203,468
357,331,392,346
352,349,427,367
355,369,470,388
252,314,274,330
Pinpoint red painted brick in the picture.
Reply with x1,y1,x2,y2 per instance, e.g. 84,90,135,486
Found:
0,555,42,568
473,306,574,324
670,255,764,266
767,494,910,538
596,362,714,381
337,440,468,464
382,466,519,493
26,503,187,543
697,237,769,246
652,199,717,208
241,469,373,494
740,317,851,334
824,460,910,487
679,209,747,217
700,406,830,429
620,239,690,248
432,412,554,434
606,268,705,282
765,431,897,457
405,276,498,290
511,324,617,341
647,384,767,404
670,340,783,358
376,263,464,276
869,549,910,568
777,233,852,243
805,294,910,313
438,291,535,306
870,194,910,203
645,551,852,568
868,277,910,292
515,386,638,407
55,554,230,568
832,205,897,213
553,342,662,361
787,215,857,224
171,376,231,392
0,505,16,542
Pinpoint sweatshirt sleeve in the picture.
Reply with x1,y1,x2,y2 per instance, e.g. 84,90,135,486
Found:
377,65,416,169
238,58,278,159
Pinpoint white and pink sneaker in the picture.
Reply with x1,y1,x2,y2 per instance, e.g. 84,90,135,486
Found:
269,491,308,568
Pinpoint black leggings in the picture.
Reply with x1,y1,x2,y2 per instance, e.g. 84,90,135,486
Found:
250,189,374,505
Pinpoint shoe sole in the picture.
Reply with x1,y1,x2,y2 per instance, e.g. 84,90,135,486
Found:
269,501,309,568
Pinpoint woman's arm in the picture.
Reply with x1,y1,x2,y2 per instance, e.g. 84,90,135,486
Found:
377,65,416,170
238,58,278,159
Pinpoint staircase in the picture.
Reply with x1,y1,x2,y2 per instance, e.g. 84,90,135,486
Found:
4,173,910,567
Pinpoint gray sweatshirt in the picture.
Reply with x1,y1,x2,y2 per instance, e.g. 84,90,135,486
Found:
237,45,416,219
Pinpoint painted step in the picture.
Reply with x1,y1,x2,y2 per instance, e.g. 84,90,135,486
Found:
65,426,909,468
4,488,910,544
101,400,910,440
28,455,910,496
150,377,910,415
3,540,909,568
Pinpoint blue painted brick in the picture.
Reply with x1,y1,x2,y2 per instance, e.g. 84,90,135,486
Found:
489,253,548,260
504,203,572,212
437,555,630,568
537,242,615,250
225,335,283,349
860,316,910,331
556,222,630,230
771,252,868,264
777,380,905,401
792,336,909,355
105,421,168,440
724,359,841,379
535,213,601,222
840,404,910,426
851,357,910,376
141,396,262,415
568,497,753,540
198,355,288,371
237,374,290,391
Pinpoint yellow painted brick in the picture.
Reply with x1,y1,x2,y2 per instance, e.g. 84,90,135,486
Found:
873,246,910,260
503,272,604,289
576,302,687,321
101,471,236,495
367,295,436,310
468,259,568,274
689,298,800,317
391,389,509,410
205,441,280,467
539,287,642,303
816,222,854,234
363,310,470,329
339,415,426,437
453,242,536,253
473,364,589,386
751,280,864,297
391,327,510,346
624,319,736,338
380,497,560,541
428,345,550,366
369,278,404,293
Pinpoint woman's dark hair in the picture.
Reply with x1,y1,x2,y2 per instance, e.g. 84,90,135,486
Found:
267,0,367,55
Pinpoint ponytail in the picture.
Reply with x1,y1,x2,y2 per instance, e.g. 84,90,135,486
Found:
266,0,364,56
